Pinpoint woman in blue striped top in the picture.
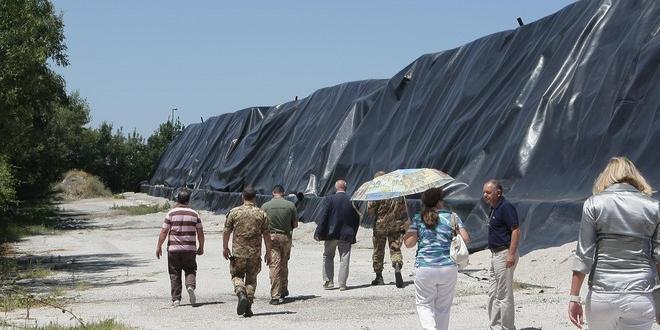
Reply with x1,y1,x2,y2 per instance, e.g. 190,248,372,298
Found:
404,187,470,330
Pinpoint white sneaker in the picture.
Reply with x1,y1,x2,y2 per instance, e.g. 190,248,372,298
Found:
172,300,180,307
187,286,196,305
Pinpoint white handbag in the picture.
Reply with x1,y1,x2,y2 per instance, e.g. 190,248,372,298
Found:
449,212,469,269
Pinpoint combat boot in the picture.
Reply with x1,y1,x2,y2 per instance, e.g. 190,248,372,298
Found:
371,272,384,286
394,264,404,288
244,302,253,317
236,291,248,315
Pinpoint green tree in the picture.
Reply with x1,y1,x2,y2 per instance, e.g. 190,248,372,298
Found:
84,122,128,192
145,119,184,174
0,157,16,212
123,130,148,191
70,118,182,193
0,0,70,201
1,0,185,209
0,0,185,241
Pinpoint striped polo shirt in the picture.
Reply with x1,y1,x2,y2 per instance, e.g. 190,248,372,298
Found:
162,206,203,253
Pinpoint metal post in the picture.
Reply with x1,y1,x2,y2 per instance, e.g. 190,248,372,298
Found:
171,108,178,137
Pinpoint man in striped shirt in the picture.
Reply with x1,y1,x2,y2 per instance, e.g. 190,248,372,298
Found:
156,189,205,307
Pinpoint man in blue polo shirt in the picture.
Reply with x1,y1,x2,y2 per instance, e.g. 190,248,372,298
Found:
483,179,520,330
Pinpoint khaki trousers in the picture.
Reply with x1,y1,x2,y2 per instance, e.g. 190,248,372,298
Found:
488,249,518,330
269,233,292,299
322,240,351,286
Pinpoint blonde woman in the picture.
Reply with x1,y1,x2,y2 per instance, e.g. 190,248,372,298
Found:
569,157,660,329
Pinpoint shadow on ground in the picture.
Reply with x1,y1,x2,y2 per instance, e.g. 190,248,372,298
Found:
7,253,151,291
383,280,414,289
281,295,319,304
15,253,145,273
250,311,296,317
53,210,99,230
191,301,224,307
460,268,489,281
343,283,372,291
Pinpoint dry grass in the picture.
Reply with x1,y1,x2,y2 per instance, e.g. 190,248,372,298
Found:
54,170,112,200
74,281,92,291
1,255,62,312
47,319,132,329
0,289,66,311
111,203,170,215
2,318,132,329
0,224,56,243
0,243,15,256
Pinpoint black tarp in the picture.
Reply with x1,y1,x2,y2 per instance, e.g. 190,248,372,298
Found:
146,0,660,254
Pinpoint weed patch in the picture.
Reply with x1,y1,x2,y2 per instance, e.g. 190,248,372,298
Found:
1,256,63,312
0,287,65,311
74,281,92,291
111,203,170,215
0,202,59,243
39,319,132,329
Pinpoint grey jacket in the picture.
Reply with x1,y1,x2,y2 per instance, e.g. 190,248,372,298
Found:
573,183,660,293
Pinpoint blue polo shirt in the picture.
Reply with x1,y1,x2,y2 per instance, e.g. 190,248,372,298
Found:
487,197,519,250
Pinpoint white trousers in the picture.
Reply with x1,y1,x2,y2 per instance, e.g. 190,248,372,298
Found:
586,291,655,330
414,265,458,330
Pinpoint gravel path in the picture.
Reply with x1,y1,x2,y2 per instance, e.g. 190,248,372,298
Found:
6,193,652,329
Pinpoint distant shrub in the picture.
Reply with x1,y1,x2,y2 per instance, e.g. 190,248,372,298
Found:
0,158,16,212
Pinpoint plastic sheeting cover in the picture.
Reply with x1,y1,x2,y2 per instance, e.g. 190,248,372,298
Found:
149,0,660,254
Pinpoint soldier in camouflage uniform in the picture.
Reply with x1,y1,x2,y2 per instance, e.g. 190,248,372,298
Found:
368,171,409,288
223,187,272,317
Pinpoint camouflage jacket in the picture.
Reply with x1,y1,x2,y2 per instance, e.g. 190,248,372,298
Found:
224,201,269,258
368,197,408,233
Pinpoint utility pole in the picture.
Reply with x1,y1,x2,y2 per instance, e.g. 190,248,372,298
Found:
171,107,178,137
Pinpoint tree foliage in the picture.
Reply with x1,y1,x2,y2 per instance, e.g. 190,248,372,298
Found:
73,120,183,193
0,157,16,212
0,0,184,227
0,0,71,201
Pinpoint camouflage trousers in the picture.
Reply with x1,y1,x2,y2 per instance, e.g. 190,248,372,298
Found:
372,230,403,273
230,256,262,303
269,233,292,299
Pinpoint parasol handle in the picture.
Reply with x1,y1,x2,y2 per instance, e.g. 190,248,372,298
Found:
403,196,411,223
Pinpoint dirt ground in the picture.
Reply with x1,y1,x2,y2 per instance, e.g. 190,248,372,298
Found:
4,193,657,329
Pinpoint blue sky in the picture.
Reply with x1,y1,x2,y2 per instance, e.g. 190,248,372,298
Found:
52,1,576,137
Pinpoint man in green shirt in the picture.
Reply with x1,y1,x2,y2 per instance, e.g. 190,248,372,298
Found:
261,185,298,305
